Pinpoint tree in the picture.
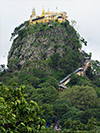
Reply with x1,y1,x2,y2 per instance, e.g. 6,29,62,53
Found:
86,60,100,88
64,119,86,131
0,83,46,133
60,85,98,110
59,107,80,129
91,60,100,77
0,64,5,72
26,85,59,105
50,53,60,69
41,104,54,124
53,99,70,119
37,86,59,104
70,73,80,85
53,99,82,129
27,76,40,88
10,21,29,41
91,60,100,87
46,77,59,90
86,66,94,81
80,37,87,46
38,77,59,90
0,64,7,76
64,117,100,132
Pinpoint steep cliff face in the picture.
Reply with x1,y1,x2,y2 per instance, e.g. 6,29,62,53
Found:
8,20,85,72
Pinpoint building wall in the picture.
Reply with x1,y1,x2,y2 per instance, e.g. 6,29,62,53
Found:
30,14,64,25
30,17,45,24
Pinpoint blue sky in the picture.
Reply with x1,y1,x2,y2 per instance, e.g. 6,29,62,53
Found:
0,0,100,66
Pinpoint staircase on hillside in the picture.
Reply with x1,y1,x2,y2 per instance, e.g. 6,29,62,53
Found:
59,53,91,90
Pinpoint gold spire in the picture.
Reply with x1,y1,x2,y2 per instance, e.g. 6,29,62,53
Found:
46,8,50,14
41,6,45,16
32,8,36,15
56,7,58,13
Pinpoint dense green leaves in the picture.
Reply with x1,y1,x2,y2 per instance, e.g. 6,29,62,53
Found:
0,83,46,133
37,86,59,104
1,20,100,132
91,60,100,87
41,104,54,124
60,85,98,110
10,21,29,41
64,117,100,132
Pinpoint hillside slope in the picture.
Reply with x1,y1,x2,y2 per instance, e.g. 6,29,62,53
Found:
8,20,86,73
0,20,100,132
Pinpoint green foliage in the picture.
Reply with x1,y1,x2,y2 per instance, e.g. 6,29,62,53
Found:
60,85,98,110
0,64,5,72
8,59,19,71
54,44,59,49
38,127,58,133
53,99,70,118
46,77,59,90
67,74,94,88
0,64,7,76
27,76,41,88
41,104,54,124
8,20,84,74
1,67,47,87
1,20,100,132
50,52,60,68
60,107,80,123
10,21,29,41
24,85,37,101
64,119,86,131
37,86,59,104
77,108,100,124
86,66,94,81
80,37,87,46
0,83,46,133
70,73,80,85
91,60,100,87
53,99,81,128
24,85,59,106
49,46,84,80
64,117,100,132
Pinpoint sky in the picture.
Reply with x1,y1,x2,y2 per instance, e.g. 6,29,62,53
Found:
0,0,100,67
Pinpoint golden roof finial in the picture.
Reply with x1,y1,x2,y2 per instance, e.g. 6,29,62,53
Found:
41,6,45,16
56,7,58,13
48,8,50,13
46,8,50,14
32,8,36,15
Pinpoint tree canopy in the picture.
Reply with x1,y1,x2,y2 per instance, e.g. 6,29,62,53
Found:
60,85,99,110
0,83,46,133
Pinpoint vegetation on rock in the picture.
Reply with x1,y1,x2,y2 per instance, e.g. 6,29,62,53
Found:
0,20,100,132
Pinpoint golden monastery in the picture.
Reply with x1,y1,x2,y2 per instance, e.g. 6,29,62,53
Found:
29,7,68,25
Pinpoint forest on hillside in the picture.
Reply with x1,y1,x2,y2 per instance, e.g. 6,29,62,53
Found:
0,20,100,132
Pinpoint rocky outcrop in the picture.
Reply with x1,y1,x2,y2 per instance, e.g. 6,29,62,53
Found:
8,21,83,72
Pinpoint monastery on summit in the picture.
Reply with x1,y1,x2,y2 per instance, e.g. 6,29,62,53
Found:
29,7,68,25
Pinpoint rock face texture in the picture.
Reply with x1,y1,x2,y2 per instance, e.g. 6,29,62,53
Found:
8,21,84,72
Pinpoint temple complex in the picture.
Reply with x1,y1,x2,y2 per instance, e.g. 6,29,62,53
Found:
29,7,68,25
